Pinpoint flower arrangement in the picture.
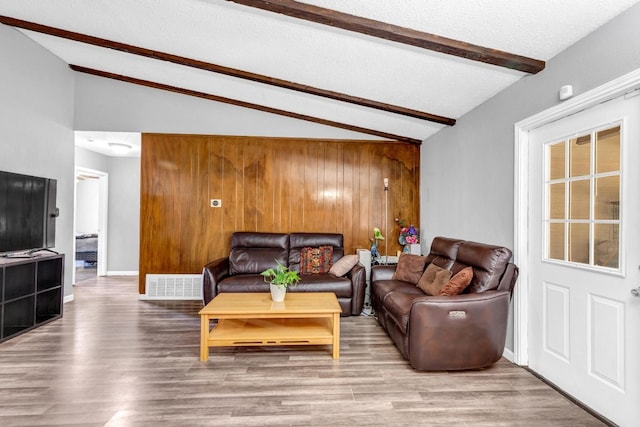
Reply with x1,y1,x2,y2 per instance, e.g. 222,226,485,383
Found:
395,218,419,245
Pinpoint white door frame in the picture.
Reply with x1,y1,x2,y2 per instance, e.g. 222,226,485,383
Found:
513,68,640,365
74,166,109,279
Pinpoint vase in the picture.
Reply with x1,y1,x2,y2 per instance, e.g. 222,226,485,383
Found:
270,283,287,302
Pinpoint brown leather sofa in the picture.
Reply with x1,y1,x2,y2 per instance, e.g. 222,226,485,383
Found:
202,232,367,316
371,237,519,370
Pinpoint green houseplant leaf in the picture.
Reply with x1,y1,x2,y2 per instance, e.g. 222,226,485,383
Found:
260,260,301,288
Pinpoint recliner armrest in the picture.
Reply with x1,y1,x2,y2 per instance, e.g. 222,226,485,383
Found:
407,291,511,370
202,257,230,305
371,265,396,281
346,263,367,314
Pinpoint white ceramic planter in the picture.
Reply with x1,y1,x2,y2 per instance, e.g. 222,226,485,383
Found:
270,283,287,302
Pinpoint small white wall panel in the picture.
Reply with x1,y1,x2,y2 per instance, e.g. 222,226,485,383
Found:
588,294,624,390
543,282,570,362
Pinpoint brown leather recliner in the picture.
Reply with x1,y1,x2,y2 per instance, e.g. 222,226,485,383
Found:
371,237,519,370
202,232,367,316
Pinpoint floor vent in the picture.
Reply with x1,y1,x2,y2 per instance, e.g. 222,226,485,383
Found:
142,274,203,300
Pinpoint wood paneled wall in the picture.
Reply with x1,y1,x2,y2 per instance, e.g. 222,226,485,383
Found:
139,134,420,293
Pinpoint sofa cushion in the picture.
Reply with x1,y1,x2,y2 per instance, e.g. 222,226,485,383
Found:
329,254,359,276
452,242,512,293
439,266,473,296
218,273,352,297
218,274,271,293
371,279,423,311
289,233,344,272
392,253,427,284
300,246,333,274
294,273,352,298
417,263,453,296
229,232,289,275
383,291,426,334
424,237,463,270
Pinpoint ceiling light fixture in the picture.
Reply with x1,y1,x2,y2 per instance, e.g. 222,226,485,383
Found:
108,142,132,155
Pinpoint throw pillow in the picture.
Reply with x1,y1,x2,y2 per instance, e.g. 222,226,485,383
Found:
392,253,427,285
300,246,334,274
439,266,474,296
417,263,453,296
329,254,359,276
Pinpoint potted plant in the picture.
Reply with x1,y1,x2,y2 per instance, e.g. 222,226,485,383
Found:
260,260,301,302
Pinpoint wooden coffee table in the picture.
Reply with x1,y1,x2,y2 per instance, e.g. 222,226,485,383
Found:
199,292,342,361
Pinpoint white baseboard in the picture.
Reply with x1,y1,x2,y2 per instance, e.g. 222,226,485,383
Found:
106,270,138,276
64,294,75,303
503,348,515,363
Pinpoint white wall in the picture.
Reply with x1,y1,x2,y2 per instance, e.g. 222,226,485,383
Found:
421,3,640,351
106,156,140,273
75,178,99,234
0,24,75,298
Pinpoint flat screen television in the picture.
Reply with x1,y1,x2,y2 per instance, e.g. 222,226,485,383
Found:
0,171,58,255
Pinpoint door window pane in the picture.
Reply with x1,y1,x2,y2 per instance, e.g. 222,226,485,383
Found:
548,222,565,260
569,223,590,264
569,135,591,177
569,179,590,219
549,183,565,219
595,176,620,220
549,142,565,180
596,126,620,173
594,224,619,268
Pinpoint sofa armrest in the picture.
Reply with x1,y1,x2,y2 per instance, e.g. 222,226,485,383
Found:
346,263,367,314
407,291,511,370
202,257,230,305
371,264,396,282
497,263,520,295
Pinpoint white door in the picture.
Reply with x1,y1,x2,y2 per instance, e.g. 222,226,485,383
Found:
528,93,640,426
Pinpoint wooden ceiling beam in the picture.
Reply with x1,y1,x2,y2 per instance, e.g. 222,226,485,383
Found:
226,0,545,74
0,15,454,126
69,65,423,145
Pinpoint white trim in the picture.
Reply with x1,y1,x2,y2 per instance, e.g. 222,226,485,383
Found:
513,67,640,366
503,348,515,363
513,125,530,365
106,270,138,276
63,294,75,303
74,166,109,278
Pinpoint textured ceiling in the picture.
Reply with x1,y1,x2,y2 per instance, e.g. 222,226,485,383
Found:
1,0,639,148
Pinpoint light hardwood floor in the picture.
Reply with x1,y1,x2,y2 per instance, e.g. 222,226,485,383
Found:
0,276,607,426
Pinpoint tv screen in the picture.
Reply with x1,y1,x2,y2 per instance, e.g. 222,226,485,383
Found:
0,171,57,254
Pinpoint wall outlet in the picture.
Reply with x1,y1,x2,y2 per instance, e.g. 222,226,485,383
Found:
210,199,222,208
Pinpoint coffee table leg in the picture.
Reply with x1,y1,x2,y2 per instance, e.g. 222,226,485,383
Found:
332,312,340,359
200,314,210,362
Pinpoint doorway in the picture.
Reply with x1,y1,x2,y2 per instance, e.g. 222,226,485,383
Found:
74,167,108,283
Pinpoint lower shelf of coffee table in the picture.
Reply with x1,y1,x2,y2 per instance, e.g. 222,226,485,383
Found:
208,317,334,347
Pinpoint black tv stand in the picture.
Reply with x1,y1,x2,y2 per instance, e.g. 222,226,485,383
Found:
0,253,64,342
